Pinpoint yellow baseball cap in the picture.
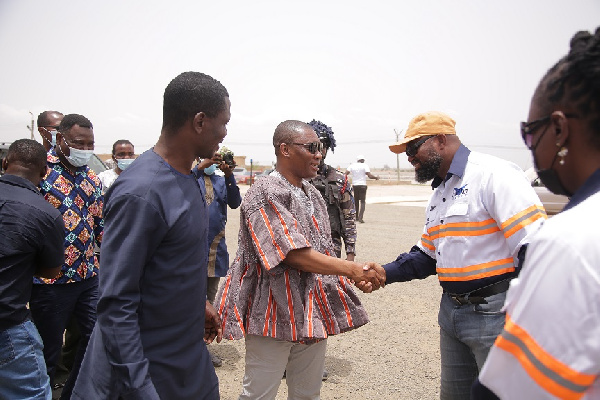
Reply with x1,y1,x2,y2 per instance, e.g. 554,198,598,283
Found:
389,111,457,154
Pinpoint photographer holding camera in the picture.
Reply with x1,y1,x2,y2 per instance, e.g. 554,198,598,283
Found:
194,149,242,367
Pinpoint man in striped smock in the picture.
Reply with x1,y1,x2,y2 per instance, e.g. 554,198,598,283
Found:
215,120,385,399
365,111,546,400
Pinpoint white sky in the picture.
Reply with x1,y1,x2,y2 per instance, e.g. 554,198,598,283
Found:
0,0,598,169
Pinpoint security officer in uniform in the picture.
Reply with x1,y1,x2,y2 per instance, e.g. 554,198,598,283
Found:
307,119,357,262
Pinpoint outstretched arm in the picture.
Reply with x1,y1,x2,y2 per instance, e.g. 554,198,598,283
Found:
285,248,385,289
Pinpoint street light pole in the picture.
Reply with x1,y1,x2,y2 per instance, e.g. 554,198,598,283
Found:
26,111,34,139
394,129,403,182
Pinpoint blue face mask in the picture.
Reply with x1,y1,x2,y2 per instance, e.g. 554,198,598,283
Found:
117,158,134,171
204,164,218,175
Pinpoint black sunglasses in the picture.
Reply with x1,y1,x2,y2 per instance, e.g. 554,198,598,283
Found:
291,142,324,154
520,113,578,150
406,136,434,157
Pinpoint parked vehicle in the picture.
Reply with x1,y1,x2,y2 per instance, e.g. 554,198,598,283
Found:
88,154,108,175
525,167,569,215
0,142,9,175
233,167,247,183
239,171,254,185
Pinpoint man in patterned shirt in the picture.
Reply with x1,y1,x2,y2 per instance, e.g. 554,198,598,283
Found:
30,113,103,400
216,120,385,399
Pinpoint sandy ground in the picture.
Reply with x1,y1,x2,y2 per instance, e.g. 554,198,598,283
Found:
212,183,443,400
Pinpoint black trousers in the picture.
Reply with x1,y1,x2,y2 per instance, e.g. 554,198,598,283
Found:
353,185,367,221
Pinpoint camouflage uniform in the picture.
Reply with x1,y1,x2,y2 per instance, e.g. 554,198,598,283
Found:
309,164,357,258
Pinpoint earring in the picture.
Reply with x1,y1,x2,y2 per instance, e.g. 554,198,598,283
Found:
558,147,568,165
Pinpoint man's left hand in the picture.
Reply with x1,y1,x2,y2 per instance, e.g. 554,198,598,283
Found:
204,300,223,344
219,161,236,178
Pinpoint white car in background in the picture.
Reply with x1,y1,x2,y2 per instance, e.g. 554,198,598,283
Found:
525,168,569,215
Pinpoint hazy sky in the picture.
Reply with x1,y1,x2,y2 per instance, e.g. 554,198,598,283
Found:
1,1,598,169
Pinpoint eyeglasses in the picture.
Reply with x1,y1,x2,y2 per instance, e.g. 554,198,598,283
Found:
291,142,324,154
520,113,578,150
41,126,60,131
406,136,434,157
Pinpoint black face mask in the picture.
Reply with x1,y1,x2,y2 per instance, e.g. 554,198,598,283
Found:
533,150,572,197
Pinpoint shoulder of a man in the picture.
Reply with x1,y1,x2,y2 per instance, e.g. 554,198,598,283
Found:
1,176,62,220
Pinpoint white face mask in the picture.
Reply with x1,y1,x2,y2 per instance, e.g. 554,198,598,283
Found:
61,140,93,167
116,158,134,170
42,128,58,147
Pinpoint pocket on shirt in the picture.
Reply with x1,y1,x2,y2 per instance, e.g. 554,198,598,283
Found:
445,201,469,218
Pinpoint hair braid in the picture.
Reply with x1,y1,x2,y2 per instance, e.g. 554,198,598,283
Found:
541,27,600,146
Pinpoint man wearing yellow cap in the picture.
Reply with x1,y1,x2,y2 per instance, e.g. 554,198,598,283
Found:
362,111,546,399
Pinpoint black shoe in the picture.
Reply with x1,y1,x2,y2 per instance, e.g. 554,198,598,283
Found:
357,219,364,223
210,351,223,367
322,369,329,381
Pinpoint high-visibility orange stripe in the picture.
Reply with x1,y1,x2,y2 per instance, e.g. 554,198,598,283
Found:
268,200,297,249
249,220,271,270
420,234,435,251
260,208,285,260
337,286,353,328
429,227,500,240
428,218,497,233
438,258,513,274
494,316,596,399
503,208,547,238
284,270,297,341
437,258,514,281
501,204,546,230
438,267,514,281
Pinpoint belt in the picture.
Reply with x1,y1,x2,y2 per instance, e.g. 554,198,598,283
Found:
447,280,511,306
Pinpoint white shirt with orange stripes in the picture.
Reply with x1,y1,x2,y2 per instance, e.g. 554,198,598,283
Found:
419,148,546,294
478,191,600,399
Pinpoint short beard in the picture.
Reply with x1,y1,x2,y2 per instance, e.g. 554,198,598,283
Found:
415,150,443,183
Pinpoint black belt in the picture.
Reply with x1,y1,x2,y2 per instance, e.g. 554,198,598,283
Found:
447,280,511,306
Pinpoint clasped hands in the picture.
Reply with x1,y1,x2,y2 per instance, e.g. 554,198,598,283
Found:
352,262,386,293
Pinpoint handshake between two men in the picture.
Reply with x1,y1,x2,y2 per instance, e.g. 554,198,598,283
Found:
354,262,386,293
284,248,386,293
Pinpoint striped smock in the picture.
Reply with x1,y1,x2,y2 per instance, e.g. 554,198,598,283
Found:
215,172,369,342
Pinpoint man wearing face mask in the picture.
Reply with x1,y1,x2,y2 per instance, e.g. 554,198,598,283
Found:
37,110,64,152
98,139,136,194
194,151,242,367
30,113,103,400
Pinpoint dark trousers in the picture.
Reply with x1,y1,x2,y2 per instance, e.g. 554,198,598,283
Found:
30,276,98,400
353,185,367,221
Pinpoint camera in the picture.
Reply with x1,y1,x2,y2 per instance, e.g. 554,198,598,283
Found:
218,146,236,167
222,152,235,167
